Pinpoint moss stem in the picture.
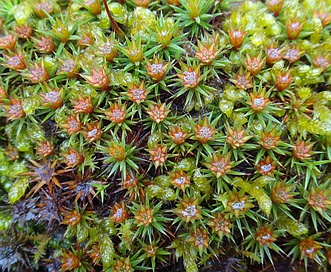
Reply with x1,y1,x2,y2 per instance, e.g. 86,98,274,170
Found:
102,0,125,37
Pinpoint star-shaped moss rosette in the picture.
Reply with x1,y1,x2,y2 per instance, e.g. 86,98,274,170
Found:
193,116,216,144
103,101,135,135
207,212,232,239
98,134,139,180
243,224,285,265
205,153,232,179
173,61,216,111
173,196,202,224
177,62,201,89
224,189,254,218
81,68,110,90
148,144,167,169
128,198,171,243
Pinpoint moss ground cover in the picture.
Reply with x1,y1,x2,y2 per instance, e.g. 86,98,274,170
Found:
1,0,331,271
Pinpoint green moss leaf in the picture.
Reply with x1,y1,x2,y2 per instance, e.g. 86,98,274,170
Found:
250,187,272,217
231,112,247,125
99,234,115,270
27,123,45,143
98,11,111,29
252,176,275,187
314,104,331,123
174,158,195,171
154,175,171,186
54,107,68,124
108,3,128,25
234,178,272,216
297,117,325,135
33,236,50,266
219,98,234,117
297,87,312,99
8,177,29,204
185,98,195,112
147,132,163,148
43,56,58,76
100,219,117,236
159,187,176,201
233,177,249,190
77,225,89,243
13,2,33,25
145,185,163,198
8,161,27,179
170,239,198,272
64,225,77,239
130,7,156,36
0,213,12,232
118,221,134,251
223,85,246,102
16,129,32,152
0,160,11,177
146,184,175,200
0,179,12,193
22,96,41,115
193,169,212,196
276,215,308,237
109,70,133,87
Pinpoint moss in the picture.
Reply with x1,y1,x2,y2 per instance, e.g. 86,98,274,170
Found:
0,0,331,271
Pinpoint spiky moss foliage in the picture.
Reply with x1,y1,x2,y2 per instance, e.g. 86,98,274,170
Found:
0,0,331,271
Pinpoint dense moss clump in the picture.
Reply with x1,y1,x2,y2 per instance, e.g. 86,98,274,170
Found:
1,0,331,271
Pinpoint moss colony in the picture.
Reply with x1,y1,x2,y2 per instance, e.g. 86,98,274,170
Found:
1,0,331,271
